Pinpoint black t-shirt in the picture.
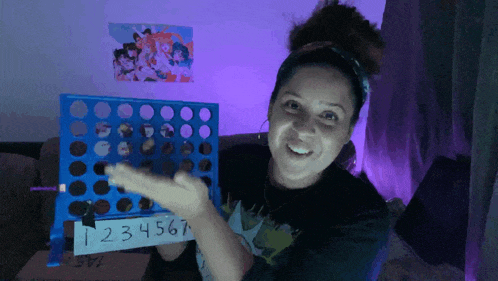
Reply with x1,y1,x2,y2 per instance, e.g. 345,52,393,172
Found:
145,144,390,281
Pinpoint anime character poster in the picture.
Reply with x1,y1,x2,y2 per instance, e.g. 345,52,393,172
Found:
109,23,193,82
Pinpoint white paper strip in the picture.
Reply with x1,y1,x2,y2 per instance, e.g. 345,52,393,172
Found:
74,214,194,256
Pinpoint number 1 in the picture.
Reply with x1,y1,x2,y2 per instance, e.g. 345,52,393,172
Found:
85,227,88,246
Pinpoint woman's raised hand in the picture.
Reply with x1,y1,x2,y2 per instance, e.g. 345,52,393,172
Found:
105,163,212,220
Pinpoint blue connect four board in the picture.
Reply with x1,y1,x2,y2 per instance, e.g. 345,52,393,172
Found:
48,94,220,267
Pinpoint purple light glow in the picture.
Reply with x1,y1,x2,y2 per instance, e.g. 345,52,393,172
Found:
30,186,57,191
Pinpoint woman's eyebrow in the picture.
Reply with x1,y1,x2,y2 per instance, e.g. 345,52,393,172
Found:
284,91,346,114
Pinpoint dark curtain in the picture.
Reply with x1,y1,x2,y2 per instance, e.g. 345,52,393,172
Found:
361,0,498,279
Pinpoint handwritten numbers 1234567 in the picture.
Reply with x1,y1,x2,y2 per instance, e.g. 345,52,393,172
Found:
74,215,195,256
86,219,190,245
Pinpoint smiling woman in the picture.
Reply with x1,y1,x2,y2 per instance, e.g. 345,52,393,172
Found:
268,66,356,189
141,2,388,281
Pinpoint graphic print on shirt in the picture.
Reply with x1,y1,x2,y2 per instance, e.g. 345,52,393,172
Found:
195,200,301,280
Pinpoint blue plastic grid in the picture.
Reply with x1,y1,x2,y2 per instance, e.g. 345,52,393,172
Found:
47,94,220,267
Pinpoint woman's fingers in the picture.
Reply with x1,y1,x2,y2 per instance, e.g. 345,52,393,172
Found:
173,170,204,191
106,163,184,202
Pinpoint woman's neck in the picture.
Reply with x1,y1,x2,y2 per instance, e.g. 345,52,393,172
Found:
268,158,322,190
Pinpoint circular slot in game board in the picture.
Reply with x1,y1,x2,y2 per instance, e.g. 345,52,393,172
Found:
161,106,174,120
70,141,87,157
162,161,176,176
68,201,88,216
140,104,154,120
140,138,156,155
118,123,133,138
94,180,111,195
180,124,193,138
139,160,154,172
180,106,193,121
70,100,88,118
93,161,109,175
161,142,174,154
94,141,111,157
118,103,133,119
139,197,154,210
199,125,211,139
68,181,86,196
71,121,87,137
94,101,111,119
201,176,212,187
179,159,194,172
199,108,211,122
69,161,87,176
117,198,133,212
94,199,111,215
199,142,212,155
95,122,111,138
180,142,194,156
199,159,212,172
160,123,174,138
118,141,133,157
140,123,154,137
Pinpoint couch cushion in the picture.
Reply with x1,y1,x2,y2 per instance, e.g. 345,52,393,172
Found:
0,153,41,227
0,153,47,278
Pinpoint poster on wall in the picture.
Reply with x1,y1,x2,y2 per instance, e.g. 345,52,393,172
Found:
109,23,193,82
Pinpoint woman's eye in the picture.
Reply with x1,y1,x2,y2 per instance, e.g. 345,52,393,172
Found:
284,100,299,110
323,112,338,121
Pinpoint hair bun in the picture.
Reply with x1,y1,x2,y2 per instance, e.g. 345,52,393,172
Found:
288,2,385,75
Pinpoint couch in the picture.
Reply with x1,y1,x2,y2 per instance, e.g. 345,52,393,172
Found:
0,133,465,280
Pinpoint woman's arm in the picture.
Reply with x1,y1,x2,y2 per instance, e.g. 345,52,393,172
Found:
156,241,188,261
187,202,254,281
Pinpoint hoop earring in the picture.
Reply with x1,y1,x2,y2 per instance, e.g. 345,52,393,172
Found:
257,119,269,144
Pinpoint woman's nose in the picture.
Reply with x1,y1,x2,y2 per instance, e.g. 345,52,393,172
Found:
293,114,315,134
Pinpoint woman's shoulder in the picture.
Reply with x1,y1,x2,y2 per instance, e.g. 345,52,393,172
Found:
320,165,389,220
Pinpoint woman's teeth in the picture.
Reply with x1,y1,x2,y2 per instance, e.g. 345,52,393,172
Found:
288,144,311,155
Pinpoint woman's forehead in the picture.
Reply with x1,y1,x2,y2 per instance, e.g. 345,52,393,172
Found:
285,67,352,96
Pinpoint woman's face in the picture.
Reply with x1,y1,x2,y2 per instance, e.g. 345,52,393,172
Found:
267,66,355,189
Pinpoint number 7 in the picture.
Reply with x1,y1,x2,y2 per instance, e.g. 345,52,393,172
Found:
181,219,189,236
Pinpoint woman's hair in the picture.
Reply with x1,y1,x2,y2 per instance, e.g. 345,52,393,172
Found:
270,2,385,128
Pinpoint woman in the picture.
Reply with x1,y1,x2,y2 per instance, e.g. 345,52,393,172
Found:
106,3,389,280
